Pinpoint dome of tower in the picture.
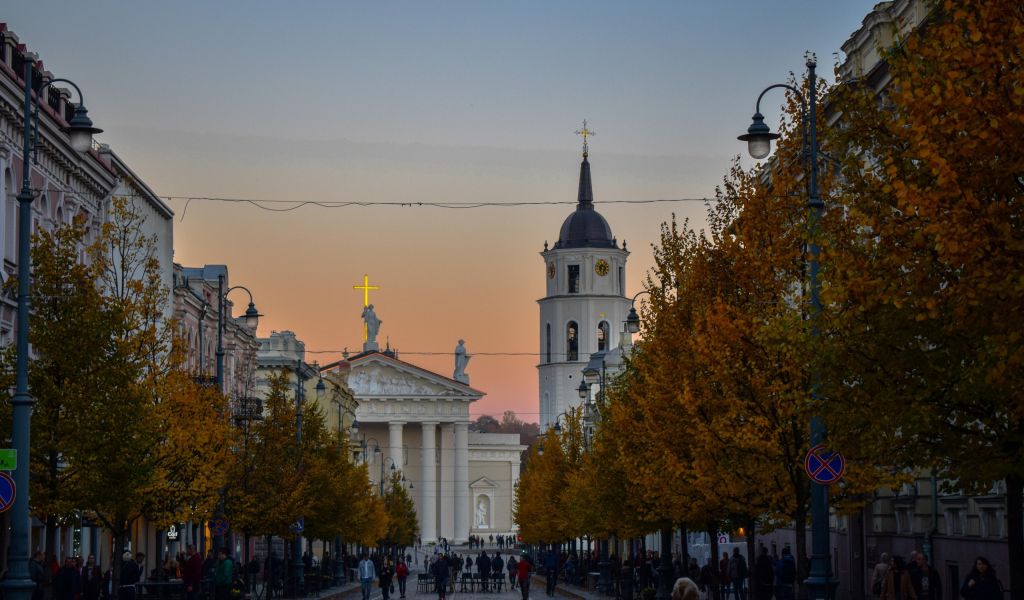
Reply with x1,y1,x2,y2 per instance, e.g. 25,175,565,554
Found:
554,155,617,249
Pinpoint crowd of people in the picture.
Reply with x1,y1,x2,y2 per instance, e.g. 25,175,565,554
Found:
871,551,1004,600
466,536,516,551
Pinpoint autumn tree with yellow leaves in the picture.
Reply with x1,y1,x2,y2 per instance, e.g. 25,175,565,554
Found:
0,198,236,577
822,0,1024,587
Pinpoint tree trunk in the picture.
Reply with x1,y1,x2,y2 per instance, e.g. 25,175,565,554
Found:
794,508,808,600
112,527,126,596
1007,474,1023,600
679,524,689,571
745,518,756,597
708,522,720,600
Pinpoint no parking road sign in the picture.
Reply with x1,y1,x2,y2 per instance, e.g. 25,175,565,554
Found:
804,445,846,485
0,472,16,513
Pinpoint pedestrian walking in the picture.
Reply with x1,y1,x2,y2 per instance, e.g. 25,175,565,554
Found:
729,548,748,600
214,551,233,600
516,554,533,600
871,553,891,598
358,554,376,600
477,551,492,592
55,557,81,600
396,558,410,599
380,558,395,600
431,554,450,600
182,546,203,600
880,556,916,600
753,547,773,600
507,555,519,591
493,553,505,589
959,557,1003,600
909,553,940,600
119,552,142,600
719,553,731,600
82,555,103,600
699,558,717,600
773,548,796,600
544,549,558,597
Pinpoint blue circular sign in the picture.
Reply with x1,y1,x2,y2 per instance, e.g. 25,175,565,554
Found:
804,445,846,485
211,516,229,536
0,472,16,513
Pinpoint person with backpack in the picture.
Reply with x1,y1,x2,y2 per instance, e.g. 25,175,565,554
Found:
774,547,797,600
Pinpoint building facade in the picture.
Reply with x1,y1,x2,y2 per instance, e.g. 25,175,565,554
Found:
537,149,630,430
323,348,525,545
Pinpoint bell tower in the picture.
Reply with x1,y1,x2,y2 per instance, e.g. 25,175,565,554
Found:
537,124,629,430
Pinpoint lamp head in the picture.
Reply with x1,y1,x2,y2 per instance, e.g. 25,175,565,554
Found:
737,112,780,160
67,104,102,153
243,301,261,330
553,420,562,434
315,377,326,400
577,380,589,400
626,306,641,334
351,419,360,433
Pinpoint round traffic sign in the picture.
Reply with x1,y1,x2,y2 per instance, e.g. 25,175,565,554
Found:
210,516,229,536
0,472,16,513
804,445,846,485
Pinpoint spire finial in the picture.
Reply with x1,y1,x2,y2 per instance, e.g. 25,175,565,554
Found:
575,120,595,158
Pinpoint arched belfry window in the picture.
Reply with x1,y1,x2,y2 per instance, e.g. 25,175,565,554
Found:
597,321,610,352
566,321,579,361
546,323,552,363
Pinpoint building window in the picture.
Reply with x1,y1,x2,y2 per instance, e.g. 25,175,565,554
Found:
568,265,580,294
546,323,552,363
896,508,912,534
566,321,578,361
597,321,610,352
944,508,964,535
980,509,1003,538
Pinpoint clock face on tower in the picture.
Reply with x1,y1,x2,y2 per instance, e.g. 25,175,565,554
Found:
547,262,556,279
595,259,610,276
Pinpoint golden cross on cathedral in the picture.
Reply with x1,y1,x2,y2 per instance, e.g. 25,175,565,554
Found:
353,274,380,341
575,119,595,158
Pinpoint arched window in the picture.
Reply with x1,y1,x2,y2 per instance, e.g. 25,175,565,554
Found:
566,321,578,361
597,321,610,352
546,323,552,363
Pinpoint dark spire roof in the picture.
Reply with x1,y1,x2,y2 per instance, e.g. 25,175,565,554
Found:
554,154,615,249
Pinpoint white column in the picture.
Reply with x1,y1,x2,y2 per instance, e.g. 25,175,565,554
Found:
388,421,405,471
454,422,470,543
420,422,438,543
439,423,455,541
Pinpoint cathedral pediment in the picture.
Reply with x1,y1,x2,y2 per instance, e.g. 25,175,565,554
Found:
346,352,482,399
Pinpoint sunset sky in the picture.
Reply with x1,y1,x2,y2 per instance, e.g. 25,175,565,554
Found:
7,1,876,421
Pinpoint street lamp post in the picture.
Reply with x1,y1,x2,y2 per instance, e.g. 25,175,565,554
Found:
738,56,835,600
329,397,355,586
581,352,613,595
290,358,322,596
212,278,261,552
215,275,262,395
2,54,102,600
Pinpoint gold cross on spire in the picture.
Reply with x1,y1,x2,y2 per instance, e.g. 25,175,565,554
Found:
575,120,595,158
353,274,380,341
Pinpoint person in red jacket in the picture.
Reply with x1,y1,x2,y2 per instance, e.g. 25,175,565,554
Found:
516,555,532,600
182,545,204,600
396,559,410,599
